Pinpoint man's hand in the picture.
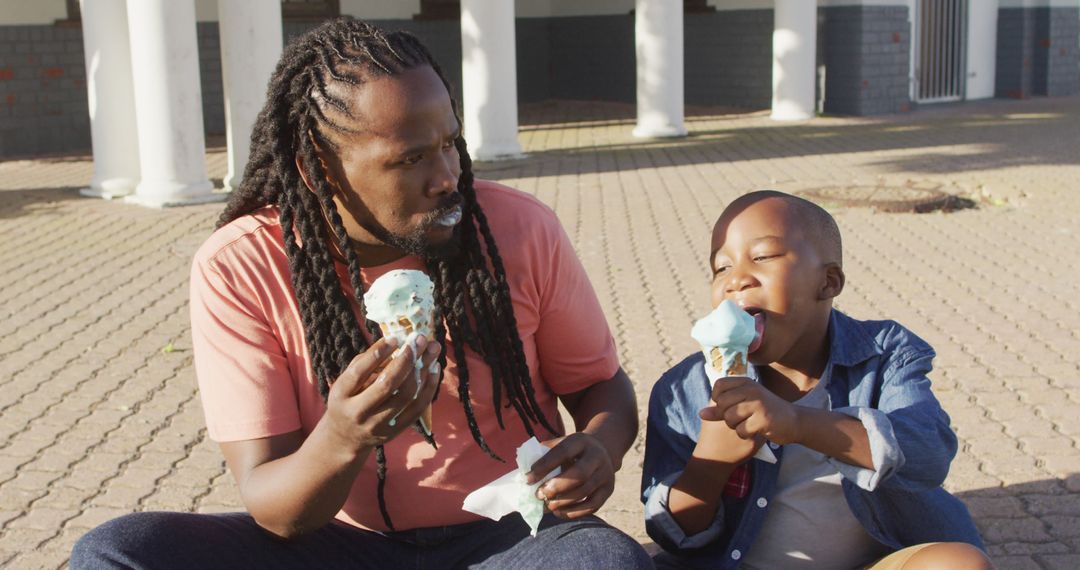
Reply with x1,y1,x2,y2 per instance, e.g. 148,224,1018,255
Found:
525,433,615,520
700,377,802,445
322,336,442,456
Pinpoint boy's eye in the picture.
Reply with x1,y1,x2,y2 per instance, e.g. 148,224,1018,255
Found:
401,154,423,165
442,139,455,150
712,265,730,277
753,254,780,262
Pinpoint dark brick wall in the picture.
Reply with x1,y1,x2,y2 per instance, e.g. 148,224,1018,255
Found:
198,23,225,136
820,5,911,116
685,10,773,109
1035,7,1079,97
548,15,636,103
516,17,550,104
998,7,1080,99
0,25,89,157
997,8,1039,98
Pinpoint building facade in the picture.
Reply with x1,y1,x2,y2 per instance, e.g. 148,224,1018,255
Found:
1,0,1077,160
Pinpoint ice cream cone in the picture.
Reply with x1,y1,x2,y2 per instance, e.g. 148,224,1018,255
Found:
364,270,437,438
692,301,758,383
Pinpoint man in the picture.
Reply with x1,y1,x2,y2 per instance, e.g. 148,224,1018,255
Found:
71,18,649,570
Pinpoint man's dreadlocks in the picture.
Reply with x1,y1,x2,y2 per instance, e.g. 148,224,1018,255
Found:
217,17,557,531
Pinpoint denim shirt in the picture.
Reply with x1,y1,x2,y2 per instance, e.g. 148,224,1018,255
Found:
641,310,983,569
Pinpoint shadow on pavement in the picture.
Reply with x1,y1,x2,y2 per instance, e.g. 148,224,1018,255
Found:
0,187,90,221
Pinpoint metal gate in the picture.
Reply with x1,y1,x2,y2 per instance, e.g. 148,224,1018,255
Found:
915,0,968,103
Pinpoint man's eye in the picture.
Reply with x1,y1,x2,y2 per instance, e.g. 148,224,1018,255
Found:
753,254,779,262
401,154,423,165
442,139,456,150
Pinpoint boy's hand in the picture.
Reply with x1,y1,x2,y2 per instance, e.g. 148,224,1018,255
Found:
701,377,802,445
695,413,764,464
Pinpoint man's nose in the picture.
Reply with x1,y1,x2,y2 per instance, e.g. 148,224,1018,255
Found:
429,151,459,195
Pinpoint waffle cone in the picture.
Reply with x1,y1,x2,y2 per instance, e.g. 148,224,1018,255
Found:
709,346,747,376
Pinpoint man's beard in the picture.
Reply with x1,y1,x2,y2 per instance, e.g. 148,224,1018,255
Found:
362,194,463,261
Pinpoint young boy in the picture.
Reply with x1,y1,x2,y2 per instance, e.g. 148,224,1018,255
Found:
641,191,992,569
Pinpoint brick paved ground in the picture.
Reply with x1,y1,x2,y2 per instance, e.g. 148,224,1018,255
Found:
1,96,1079,569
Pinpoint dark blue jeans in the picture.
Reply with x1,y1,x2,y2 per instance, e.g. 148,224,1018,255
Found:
71,511,654,569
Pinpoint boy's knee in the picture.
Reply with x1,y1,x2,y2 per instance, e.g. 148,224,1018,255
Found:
904,542,993,570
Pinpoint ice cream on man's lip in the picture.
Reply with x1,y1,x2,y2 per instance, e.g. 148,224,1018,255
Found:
363,269,437,437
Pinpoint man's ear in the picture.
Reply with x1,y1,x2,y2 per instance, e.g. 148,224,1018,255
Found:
295,154,317,193
294,141,340,195
819,263,845,301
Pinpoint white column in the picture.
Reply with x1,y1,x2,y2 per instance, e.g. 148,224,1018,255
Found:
966,0,999,100
634,0,686,138
460,0,522,160
772,0,817,121
78,0,140,199
125,0,217,208
218,0,282,193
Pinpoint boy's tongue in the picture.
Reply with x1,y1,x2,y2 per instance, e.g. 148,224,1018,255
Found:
748,313,765,354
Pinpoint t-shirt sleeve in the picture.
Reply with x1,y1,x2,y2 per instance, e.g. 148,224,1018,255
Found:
189,248,303,442
530,210,620,394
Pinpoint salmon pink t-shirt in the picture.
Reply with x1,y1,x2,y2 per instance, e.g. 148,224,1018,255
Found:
189,180,619,531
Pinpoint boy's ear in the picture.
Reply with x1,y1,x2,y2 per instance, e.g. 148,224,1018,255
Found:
818,263,845,301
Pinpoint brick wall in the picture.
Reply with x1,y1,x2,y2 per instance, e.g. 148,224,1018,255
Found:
197,23,225,136
1034,7,1079,97
0,25,89,157
548,15,637,103
820,5,912,116
685,10,773,109
998,7,1080,99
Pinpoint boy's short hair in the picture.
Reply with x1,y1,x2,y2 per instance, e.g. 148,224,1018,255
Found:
721,190,843,267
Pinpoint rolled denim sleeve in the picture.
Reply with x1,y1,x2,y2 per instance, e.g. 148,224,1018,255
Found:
643,356,727,553
828,406,905,491
644,471,725,549
847,343,957,492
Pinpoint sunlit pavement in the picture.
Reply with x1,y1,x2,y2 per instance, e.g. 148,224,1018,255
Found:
2,96,1079,568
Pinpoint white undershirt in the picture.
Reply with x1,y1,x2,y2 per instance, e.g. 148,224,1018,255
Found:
741,372,889,570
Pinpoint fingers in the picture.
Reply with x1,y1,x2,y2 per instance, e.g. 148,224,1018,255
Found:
551,484,613,519
368,338,443,429
710,376,754,401
334,337,399,398
526,436,581,484
699,404,724,422
353,341,419,409
540,458,605,510
531,435,615,519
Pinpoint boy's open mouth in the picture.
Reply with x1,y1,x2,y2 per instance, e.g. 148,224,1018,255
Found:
744,308,766,353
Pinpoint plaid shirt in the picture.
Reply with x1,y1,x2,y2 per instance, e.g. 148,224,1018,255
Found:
722,464,751,499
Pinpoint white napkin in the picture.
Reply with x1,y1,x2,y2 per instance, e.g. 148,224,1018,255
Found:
704,362,778,464
462,437,561,536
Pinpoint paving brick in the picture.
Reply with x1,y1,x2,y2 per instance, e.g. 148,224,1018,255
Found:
63,507,131,531
3,96,1080,567
993,555,1043,570
1040,554,1080,569
983,518,1056,549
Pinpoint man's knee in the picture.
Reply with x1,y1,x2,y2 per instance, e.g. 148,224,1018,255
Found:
543,518,652,569
71,511,200,569
72,512,153,568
